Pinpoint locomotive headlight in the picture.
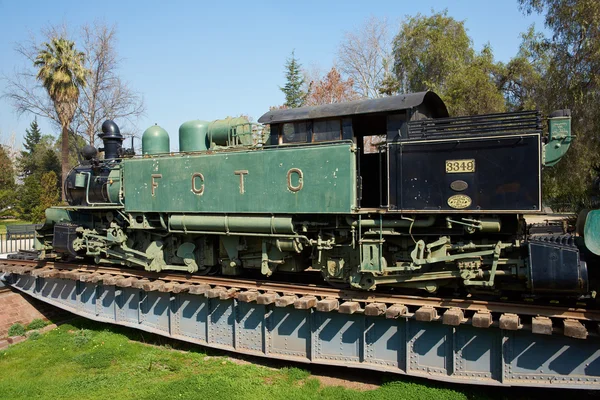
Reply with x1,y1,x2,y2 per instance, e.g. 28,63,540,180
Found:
109,179,114,184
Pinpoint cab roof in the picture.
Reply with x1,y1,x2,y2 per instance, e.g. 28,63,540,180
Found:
257,91,449,124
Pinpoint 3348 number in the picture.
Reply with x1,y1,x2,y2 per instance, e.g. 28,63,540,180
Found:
445,159,475,173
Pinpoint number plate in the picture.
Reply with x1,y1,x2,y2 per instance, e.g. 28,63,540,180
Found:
445,159,475,173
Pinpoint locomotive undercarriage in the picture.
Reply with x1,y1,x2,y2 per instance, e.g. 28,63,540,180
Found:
34,209,589,297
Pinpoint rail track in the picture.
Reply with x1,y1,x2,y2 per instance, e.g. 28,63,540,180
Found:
0,258,597,340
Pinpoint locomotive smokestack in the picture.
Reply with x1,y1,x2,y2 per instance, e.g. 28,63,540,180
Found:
99,120,124,160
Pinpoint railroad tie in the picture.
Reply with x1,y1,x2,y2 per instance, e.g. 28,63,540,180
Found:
385,304,408,319
65,271,85,280
188,284,211,296
56,270,71,280
499,313,521,330
115,277,135,288
206,286,226,298
1,265,14,273
77,274,93,282
275,295,297,307
294,296,317,309
365,303,387,316
30,268,48,277
158,282,178,293
171,283,193,294
44,269,60,279
132,279,151,289
532,316,553,335
415,306,438,322
316,298,339,312
102,275,119,286
14,266,34,275
338,301,361,314
563,319,588,339
257,292,279,305
89,273,106,284
220,288,238,300
442,308,465,326
237,291,259,303
142,280,166,292
472,312,493,328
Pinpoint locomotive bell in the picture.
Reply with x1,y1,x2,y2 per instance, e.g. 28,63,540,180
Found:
99,120,124,160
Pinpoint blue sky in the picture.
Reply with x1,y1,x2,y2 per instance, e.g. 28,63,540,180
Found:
0,0,547,150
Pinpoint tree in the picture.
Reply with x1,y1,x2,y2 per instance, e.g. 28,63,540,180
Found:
518,0,600,210
76,22,145,146
34,136,61,180
0,145,16,211
0,145,15,188
305,67,360,106
393,10,473,94
444,46,506,116
392,10,505,116
280,51,307,108
378,68,401,96
496,27,547,112
337,16,396,98
33,171,60,222
18,119,43,177
14,133,60,218
18,134,61,181
34,36,88,201
4,23,144,194
23,119,42,153
16,175,42,221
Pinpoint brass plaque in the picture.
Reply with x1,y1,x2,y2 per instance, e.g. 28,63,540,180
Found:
445,159,475,173
450,180,468,191
448,194,472,209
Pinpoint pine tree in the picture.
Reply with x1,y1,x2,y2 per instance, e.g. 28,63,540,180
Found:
18,119,43,178
23,119,42,153
280,50,307,108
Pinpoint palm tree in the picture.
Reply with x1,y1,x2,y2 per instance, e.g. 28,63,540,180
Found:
34,37,88,201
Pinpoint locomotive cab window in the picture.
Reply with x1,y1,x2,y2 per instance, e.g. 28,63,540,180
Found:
313,119,341,142
281,122,308,144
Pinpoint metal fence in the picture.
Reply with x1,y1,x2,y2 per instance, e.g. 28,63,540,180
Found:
0,225,37,255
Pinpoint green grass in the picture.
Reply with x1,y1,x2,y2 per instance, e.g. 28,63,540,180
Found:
0,318,590,400
0,219,32,235
26,319,48,331
7,323,26,337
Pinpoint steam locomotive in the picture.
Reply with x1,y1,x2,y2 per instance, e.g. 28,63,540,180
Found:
34,91,593,297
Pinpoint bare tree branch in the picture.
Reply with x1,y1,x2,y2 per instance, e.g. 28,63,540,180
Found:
336,16,396,98
2,21,145,151
77,21,145,146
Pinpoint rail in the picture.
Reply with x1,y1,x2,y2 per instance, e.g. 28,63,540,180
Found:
0,258,597,340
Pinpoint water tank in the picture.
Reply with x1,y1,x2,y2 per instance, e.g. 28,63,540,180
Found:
179,120,209,152
142,125,170,155
208,117,249,146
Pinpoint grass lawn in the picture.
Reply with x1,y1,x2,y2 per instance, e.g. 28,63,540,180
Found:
0,318,594,400
0,219,32,235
